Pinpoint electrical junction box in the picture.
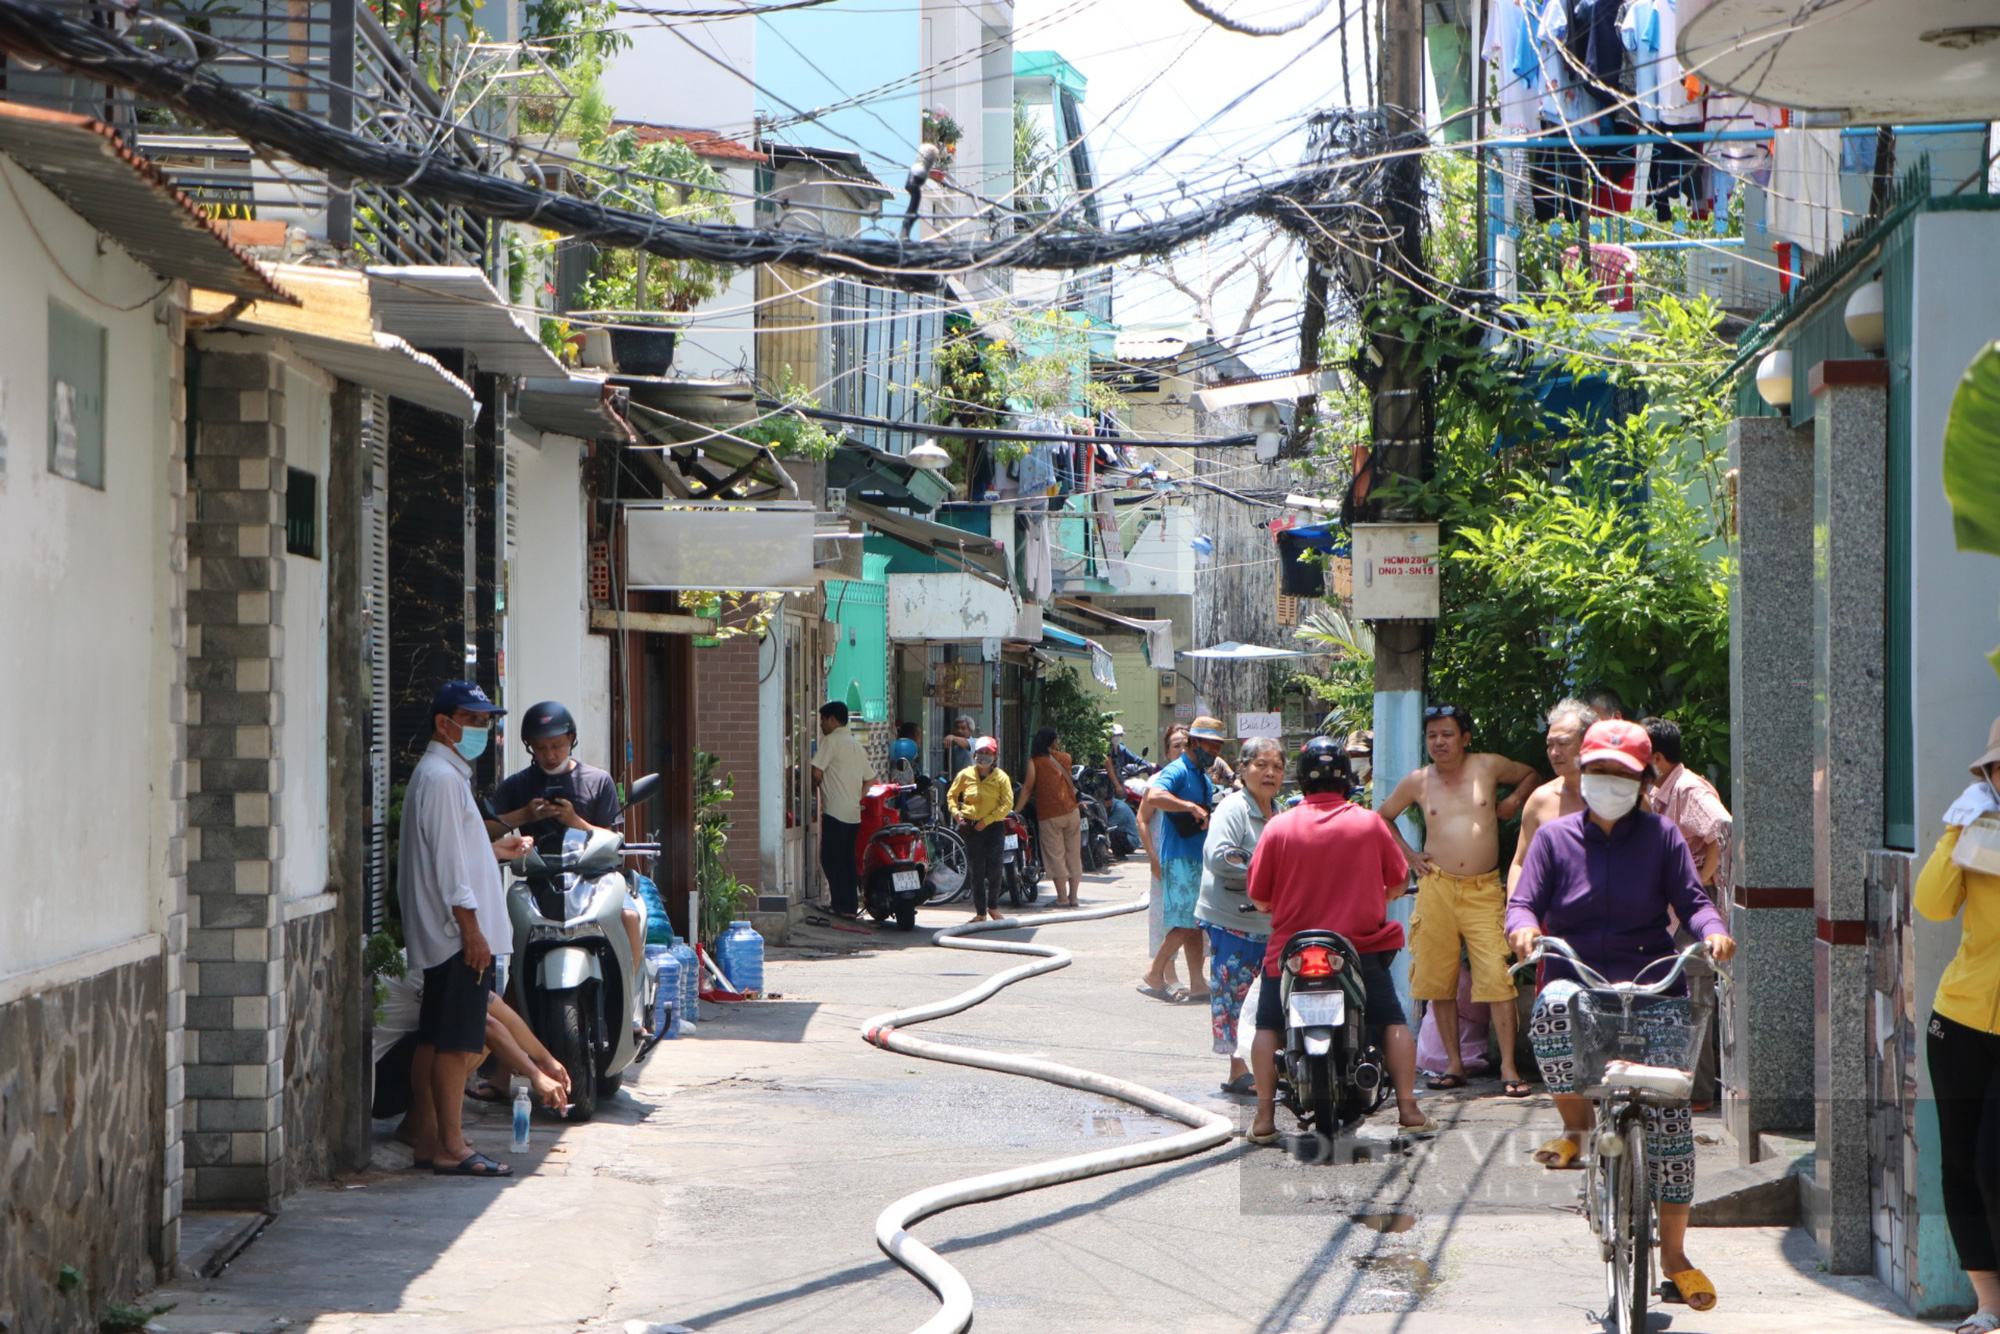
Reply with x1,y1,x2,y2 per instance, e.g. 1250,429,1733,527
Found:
1350,523,1440,620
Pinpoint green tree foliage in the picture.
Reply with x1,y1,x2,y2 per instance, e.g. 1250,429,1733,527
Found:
1315,157,1737,784
1032,664,1115,767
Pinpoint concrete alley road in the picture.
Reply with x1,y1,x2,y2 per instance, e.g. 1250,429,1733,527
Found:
152,857,1930,1334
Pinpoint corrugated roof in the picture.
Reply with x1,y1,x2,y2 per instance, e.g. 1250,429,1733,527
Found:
0,102,288,303
617,122,767,164
188,266,476,419
367,266,566,377
518,375,637,442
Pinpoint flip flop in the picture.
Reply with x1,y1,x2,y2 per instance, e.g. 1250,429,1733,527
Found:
465,1079,507,1104
1532,1136,1583,1169
1501,1080,1535,1098
1660,1267,1717,1312
1184,991,1214,1004
1395,1116,1441,1137
434,1151,513,1178
1425,1073,1469,1090
1220,1073,1256,1095
1954,1315,2000,1334
1135,981,1188,1003
1241,1128,1281,1146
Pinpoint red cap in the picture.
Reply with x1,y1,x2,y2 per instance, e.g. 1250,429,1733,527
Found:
1578,719,1652,776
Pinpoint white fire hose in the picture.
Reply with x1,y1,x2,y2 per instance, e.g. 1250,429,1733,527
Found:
859,901,1238,1334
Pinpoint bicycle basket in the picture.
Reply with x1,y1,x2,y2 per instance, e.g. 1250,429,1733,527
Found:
902,791,933,823
1568,991,1711,1101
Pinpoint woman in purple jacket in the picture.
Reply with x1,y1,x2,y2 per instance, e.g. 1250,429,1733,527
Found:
1505,719,1737,1313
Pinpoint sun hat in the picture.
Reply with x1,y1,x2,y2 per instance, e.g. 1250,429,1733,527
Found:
1187,715,1227,741
1578,718,1652,776
1970,717,2000,777
972,736,999,755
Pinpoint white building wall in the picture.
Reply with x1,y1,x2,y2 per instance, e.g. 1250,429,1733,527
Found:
505,431,611,764
671,165,759,382
279,357,332,904
601,17,754,139
0,170,177,976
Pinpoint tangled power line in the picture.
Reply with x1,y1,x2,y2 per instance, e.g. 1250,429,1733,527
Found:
0,0,1398,289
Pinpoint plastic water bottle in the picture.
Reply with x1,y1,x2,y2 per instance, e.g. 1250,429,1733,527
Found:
511,1085,530,1153
650,948,682,1038
719,921,764,996
673,941,699,1033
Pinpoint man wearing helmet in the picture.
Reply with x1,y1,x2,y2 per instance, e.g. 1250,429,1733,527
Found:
1243,737,1436,1142
489,701,645,982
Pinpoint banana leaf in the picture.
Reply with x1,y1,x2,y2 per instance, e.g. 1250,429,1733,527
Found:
1941,341,2000,676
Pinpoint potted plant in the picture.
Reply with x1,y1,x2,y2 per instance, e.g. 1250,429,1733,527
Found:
922,108,963,180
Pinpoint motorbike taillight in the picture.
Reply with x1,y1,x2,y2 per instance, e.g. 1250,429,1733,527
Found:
1294,946,1340,978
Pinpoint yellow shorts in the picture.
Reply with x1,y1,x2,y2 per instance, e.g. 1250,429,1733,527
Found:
1408,868,1516,1003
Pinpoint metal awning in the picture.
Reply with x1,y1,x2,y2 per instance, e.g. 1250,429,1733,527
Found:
1042,625,1118,690
517,376,636,442
367,266,566,376
187,265,476,420
0,103,289,303
828,441,953,511
1054,597,1176,670
846,498,1009,583
1182,641,1317,661
623,390,800,500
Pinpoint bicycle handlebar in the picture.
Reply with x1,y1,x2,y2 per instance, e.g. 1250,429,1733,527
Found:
1523,936,1717,997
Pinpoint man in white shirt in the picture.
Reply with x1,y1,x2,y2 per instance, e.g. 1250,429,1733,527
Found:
812,700,871,918
398,680,532,1177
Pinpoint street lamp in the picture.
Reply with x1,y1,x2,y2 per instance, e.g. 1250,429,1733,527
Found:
1844,280,1886,352
1755,350,1794,408
908,438,951,470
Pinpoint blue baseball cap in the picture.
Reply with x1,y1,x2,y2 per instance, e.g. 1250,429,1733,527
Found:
430,680,506,717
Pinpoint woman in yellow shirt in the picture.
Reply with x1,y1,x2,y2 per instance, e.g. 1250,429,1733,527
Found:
948,736,1014,923
1918,717,2000,1334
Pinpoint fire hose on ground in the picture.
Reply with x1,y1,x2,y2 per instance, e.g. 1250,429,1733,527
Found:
859,900,1238,1334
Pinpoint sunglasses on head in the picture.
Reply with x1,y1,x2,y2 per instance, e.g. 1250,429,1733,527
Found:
1423,705,1470,726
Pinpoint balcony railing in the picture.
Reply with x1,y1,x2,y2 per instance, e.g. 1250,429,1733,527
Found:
0,0,490,268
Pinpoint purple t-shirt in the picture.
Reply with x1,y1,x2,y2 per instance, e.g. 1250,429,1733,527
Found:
1506,809,1725,988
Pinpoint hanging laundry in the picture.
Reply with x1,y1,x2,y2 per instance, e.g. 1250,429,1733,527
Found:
1484,0,1540,133
1016,440,1057,497
1767,127,1845,257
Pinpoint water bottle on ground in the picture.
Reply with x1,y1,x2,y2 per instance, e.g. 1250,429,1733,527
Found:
650,946,681,1038
511,1084,531,1153
719,920,764,996
673,941,699,1033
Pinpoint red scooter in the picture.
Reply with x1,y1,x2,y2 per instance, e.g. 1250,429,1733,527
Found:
999,810,1041,907
858,782,933,930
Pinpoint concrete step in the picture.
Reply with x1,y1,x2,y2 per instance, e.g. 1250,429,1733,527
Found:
1757,1130,1816,1163
1690,1150,1811,1227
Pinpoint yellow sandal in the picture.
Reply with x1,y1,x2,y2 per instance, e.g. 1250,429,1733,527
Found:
1532,1136,1583,1169
1662,1267,1717,1311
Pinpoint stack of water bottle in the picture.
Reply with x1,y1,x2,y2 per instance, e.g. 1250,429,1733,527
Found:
646,937,701,1039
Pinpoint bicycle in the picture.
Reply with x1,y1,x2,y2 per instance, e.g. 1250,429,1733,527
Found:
1520,936,1719,1334
895,775,969,903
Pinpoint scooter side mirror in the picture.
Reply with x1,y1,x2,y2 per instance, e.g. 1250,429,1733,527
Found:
477,794,500,823
620,773,663,813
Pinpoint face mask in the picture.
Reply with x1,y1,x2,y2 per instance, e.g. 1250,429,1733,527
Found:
1352,759,1372,784
454,724,489,762
538,758,569,775
1580,773,1642,821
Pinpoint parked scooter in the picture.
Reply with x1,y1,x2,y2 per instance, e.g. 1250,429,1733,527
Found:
858,782,934,930
505,773,661,1123
999,809,1041,907
1073,764,1119,866
1275,929,1388,1155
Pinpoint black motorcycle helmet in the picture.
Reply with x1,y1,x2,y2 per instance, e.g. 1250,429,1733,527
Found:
1296,735,1353,794
520,700,577,747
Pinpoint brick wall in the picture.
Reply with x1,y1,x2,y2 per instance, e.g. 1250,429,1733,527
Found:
694,633,764,890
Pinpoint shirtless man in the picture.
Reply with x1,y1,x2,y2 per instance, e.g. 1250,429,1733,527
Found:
1377,704,1546,1095
1506,698,1599,892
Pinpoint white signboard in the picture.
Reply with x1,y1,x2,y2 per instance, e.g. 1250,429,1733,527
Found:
1235,711,1282,739
1351,522,1440,620
624,506,816,591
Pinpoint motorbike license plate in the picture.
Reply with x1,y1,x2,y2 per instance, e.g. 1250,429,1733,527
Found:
1288,991,1345,1028
1003,834,1019,850
892,870,921,893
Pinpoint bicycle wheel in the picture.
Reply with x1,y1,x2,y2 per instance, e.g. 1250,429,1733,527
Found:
924,827,969,902
1608,1114,1651,1334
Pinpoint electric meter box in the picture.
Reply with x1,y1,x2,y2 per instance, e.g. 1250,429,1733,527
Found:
1350,522,1440,620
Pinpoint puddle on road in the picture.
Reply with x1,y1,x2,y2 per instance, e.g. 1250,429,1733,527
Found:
1350,1211,1417,1234
1350,1252,1437,1299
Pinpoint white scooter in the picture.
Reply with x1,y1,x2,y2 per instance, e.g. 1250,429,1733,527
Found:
505,773,661,1121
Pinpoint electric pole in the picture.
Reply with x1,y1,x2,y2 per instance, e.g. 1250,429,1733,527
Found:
1365,0,1432,1005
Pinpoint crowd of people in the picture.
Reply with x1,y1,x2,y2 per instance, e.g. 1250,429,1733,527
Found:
1116,691,1736,1312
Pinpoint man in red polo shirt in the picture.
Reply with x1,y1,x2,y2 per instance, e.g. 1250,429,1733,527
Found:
1244,737,1436,1142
